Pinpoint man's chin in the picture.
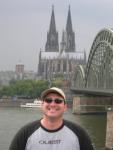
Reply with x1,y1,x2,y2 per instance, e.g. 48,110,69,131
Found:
46,113,63,119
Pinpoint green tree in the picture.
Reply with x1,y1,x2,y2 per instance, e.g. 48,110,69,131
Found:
0,79,49,99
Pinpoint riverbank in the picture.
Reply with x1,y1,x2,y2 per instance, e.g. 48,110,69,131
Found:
0,99,73,108
0,99,34,107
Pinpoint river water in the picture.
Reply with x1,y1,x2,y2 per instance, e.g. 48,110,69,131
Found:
0,107,106,150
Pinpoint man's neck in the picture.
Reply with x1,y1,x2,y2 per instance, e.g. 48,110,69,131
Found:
41,117,63,130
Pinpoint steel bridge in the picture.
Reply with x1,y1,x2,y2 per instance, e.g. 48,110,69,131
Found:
71,28,113,96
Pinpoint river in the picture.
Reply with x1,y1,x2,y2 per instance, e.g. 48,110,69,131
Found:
0,107,106,150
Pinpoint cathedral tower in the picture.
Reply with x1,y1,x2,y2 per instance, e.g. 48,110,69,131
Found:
45,5,59,52
61,5,75,52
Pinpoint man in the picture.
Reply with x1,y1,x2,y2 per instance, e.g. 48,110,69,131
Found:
9,87,94,150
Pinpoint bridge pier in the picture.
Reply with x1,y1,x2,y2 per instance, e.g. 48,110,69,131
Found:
72,95,113,114
105,109,113,150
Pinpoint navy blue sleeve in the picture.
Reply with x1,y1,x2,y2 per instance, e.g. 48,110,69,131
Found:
64,120,94,150
9,120,40,150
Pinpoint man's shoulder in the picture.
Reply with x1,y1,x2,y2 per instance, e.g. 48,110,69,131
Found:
16,119,41,137
64,119,94,150
64,119,83,129
63,119,88,136
9,120,41,150
21,119,41,131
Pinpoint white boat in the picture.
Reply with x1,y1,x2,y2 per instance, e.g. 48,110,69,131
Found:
20,99,42,108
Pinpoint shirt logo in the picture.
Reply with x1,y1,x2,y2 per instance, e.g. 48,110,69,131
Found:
39,140,61,144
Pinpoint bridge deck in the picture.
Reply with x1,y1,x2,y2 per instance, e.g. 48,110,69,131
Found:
70,88,113,96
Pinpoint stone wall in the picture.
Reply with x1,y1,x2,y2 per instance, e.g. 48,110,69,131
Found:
105,110,113,150
73,95,113,114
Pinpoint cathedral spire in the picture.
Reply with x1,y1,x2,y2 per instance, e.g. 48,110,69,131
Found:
45,5,59,52
63,5,75,52
66,5,73,33
49,5,56,33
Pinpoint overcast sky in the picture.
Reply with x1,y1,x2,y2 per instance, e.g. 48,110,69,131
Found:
0,0,113,72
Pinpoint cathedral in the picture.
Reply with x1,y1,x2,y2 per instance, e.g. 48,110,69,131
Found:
37,6,86,81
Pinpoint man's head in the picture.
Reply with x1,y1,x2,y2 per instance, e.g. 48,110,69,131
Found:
41,87,66,102
41,87,67,119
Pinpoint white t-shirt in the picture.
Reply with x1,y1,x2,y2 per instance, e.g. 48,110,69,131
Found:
9,119,94,150
26,126,80,150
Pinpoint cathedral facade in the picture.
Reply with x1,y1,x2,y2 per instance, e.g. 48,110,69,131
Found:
37,6,86,81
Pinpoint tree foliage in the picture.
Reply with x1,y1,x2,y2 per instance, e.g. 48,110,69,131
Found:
0,79,48,98
0,78,64,99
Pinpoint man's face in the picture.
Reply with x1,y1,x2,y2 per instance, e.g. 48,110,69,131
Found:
42,92,67,120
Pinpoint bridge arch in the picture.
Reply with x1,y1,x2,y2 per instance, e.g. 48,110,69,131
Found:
71,65,85,88
85,28,113,89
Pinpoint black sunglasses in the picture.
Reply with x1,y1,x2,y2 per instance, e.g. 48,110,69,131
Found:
44,98,64,104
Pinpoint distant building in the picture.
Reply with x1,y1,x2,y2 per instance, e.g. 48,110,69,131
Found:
15,62,24,80
15,63,24,74
15,63,36,80
0,71,15,86
0,64,36,86
37,6,86,81
23,70,36,80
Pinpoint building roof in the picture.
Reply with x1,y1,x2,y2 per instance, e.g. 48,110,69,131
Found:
60,51,85,59
41,51,59,59
41,51,85,60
